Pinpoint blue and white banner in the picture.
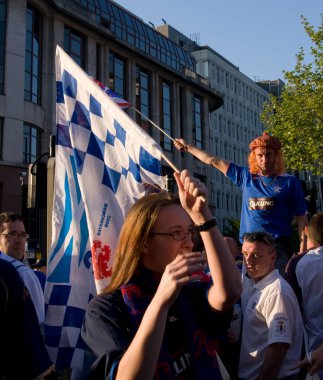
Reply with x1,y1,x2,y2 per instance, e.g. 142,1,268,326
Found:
44,45,165,369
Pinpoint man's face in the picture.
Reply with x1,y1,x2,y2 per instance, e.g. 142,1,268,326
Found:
0,220,27,261
254,147,276,176
242,240,276,282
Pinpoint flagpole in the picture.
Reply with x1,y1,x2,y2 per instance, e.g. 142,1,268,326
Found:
161,153,206,202
91,77,176,144
161,153,179,172
132,107,176,144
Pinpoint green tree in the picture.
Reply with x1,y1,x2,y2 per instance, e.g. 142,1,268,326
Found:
261,16,323,175
223,217,240,241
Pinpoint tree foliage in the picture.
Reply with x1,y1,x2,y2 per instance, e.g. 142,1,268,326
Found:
261,16,323,175
223,217,240,241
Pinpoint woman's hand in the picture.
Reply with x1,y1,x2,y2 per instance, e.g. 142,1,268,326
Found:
154,252,205,309
173,170,210,221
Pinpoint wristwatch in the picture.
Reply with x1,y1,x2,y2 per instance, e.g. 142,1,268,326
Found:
195,217,218,232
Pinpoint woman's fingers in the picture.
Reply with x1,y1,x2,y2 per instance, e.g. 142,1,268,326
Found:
156,253,205,305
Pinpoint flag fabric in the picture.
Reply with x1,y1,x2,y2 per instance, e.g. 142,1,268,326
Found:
44,45,165,370
92,78,131,109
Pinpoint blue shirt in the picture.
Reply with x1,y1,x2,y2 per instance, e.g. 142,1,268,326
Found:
226,163,307,241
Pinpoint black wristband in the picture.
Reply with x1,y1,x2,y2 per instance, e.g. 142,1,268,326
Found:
195,217,218,232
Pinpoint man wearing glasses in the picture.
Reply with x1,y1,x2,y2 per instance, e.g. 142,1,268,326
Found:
238,231,303,380
0,212,45,328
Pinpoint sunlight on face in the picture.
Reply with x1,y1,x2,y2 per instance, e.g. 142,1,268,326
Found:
254,147,276,176
242,241,276,282
0,220,27,261
142,205,194,273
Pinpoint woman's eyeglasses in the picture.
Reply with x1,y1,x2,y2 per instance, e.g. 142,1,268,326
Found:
150,228,197,241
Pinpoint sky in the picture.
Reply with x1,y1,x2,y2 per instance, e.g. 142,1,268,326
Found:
115,0,322,81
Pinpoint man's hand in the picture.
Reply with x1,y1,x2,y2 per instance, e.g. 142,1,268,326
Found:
294,343,323,375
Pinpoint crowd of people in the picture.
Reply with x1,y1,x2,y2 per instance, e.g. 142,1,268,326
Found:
0,131,322,380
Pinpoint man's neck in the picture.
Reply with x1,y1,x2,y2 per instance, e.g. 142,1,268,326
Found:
260,170,276,177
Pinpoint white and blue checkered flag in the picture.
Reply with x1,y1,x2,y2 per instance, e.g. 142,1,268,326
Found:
44,45,165,370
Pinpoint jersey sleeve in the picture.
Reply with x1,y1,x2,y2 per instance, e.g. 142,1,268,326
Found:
263,292,295,346
226,162,248,190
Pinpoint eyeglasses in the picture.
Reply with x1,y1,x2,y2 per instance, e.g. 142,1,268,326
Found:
150,228,197,241
0,231,29,240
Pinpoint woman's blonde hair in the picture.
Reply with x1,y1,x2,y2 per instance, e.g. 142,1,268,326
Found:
103,192,180,294
248,149,286,175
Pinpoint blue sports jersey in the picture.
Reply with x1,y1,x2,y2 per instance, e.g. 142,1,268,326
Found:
226,163,307,242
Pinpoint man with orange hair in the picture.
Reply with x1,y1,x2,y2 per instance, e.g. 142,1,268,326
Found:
174,132,308,273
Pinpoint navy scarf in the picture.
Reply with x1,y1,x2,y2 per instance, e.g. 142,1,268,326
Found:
120,266,228,380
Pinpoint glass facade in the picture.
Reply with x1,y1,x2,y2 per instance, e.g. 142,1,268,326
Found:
72,0,195,73
136,66,150,133
23,123,41,163
160,80,172,151
64,26,86,69
192,95,202,149
109,51,126,99
24,4,42,104
0,0,6,95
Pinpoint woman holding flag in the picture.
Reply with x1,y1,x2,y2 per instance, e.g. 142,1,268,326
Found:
81,170,241,379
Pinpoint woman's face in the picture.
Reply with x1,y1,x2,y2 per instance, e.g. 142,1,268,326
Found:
142,204,195,273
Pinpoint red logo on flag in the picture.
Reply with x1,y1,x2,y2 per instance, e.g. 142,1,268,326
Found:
91,240,112,280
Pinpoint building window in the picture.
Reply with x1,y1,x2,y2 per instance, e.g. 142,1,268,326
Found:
23,123,41,163
64,26,86,69
109,51,126,99
0,0,6,95
159,80,172,151
135,66,150,133
24,4,42,104
192,95,202,149
96,43,102,81
0,117,3,160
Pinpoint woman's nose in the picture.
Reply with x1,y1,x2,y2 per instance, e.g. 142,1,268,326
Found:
182,233,194,248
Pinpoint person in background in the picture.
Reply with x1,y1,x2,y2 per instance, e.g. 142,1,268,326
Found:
223,236,239,260
0,257,53,379
239,231,303,380
296,342,323,376
287,213,323,380
32,257,47,275
224,236,243,273
219,236,242,379
174,132,308,274
0,212,45,327
32,257,47,292
81,170,241,379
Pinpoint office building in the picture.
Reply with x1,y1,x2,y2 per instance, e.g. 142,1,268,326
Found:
0,0,222,251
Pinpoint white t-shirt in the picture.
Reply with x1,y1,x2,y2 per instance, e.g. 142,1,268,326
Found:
239,269,303,380
296,246,323,352
0,252,45,325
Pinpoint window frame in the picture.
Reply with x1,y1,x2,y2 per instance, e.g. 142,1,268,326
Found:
24,4,42,104
64,25,86,69
23,122,41,164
